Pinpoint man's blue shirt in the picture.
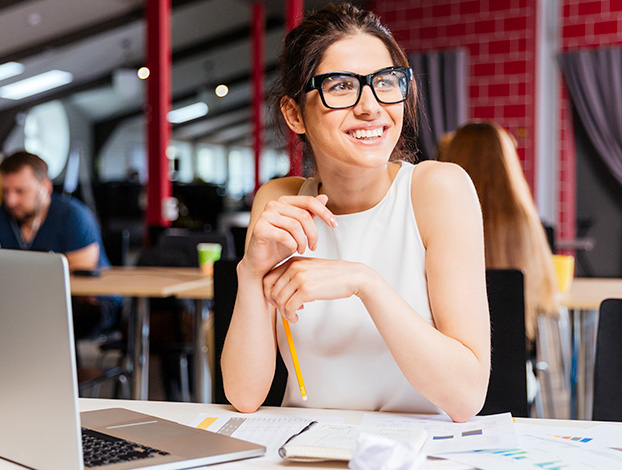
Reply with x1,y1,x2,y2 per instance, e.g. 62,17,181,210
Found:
0,193,111,269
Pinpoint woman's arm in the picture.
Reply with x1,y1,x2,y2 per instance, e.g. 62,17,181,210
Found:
221,177,337,412
365,161,490,422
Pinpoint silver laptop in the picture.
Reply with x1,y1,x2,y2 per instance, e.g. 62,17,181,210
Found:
0,249,265,470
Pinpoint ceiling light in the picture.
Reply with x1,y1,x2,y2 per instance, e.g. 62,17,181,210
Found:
0,62,24,82
27,13,42,26
137,67,150,80
167,102,208,124
215,84,229,97
0,70,73,100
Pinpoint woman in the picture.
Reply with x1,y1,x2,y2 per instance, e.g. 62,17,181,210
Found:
440,121,558,348
221,3,490,422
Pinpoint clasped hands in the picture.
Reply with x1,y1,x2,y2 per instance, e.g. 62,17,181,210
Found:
244,194,367,323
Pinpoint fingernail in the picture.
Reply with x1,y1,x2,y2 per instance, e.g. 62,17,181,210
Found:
330,217,338,228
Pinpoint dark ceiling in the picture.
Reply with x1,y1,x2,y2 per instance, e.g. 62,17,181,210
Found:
0,0,363,151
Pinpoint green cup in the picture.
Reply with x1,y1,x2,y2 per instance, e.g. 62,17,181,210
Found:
197,243,222,276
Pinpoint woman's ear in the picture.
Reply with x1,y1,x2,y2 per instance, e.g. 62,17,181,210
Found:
280,97,306,135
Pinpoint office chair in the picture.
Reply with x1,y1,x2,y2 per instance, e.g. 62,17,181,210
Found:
480,269,529,417
156,228,236,264
212,259,288,406
102,229,130,266
592,298,622,421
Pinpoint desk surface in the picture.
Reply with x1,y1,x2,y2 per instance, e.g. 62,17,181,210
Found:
70,266,212,298
560,277,622,310
0,398,618,470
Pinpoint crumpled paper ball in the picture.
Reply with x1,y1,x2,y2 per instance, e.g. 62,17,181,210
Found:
348,432,427,470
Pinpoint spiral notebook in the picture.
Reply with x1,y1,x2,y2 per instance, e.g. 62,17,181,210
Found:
278,422,427,462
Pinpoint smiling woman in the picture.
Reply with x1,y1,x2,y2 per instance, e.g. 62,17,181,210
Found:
221,2,491,423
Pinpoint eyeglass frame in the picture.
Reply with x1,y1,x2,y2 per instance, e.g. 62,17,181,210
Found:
304,66,414,110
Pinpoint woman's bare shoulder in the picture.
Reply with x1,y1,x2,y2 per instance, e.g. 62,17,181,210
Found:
258,176,306,196
411,160,475,199
252,176,307,210
410,160,481,245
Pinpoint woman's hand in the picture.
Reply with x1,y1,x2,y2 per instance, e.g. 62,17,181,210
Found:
263,257,369,322
243,194,337,277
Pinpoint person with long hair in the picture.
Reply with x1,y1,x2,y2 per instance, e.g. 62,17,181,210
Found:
221,3,490,422
439,121,558,347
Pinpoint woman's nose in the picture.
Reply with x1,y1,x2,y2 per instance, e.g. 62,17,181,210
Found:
353,85,381,116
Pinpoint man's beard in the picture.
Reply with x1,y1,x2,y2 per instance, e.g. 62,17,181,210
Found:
8,208,36,226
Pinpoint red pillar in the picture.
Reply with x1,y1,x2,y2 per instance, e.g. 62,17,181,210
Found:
286,0,304,177
145,0,172,242
252,2,265,194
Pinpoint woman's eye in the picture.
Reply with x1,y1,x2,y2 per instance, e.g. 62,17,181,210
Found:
375,75,398,88
326,78,356,93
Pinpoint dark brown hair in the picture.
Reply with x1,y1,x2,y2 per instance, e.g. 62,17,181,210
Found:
0,150,49,181
270,2,418,167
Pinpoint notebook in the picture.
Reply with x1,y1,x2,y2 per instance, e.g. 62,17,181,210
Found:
0,249,265,470
278,422,427,462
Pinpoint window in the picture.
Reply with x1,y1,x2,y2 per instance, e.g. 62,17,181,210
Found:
227,147,255,198
196,143,227,184
23,101,70,179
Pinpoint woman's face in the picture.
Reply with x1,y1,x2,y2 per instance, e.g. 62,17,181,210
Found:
299,34,404,173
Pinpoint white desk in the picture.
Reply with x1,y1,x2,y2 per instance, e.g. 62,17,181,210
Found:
1,399,617,470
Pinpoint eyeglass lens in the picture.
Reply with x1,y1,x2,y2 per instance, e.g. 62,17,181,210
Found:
320,69,408,109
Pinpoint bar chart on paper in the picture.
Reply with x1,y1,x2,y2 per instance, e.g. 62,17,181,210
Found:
360,412,518,454
444,423,622,470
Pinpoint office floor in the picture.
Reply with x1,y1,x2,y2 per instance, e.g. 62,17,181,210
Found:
77,338,168,401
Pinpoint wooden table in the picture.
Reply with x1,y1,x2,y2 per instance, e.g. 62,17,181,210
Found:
70,267,213,401
560,278,622,310
558,278,622,420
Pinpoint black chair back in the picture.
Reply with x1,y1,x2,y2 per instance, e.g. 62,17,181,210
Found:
480,269,529,417
593,298,622,421
212,259,287,406
102,229,130,266
156,228,236,265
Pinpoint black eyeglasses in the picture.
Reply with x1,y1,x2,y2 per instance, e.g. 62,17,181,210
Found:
304,66,413,109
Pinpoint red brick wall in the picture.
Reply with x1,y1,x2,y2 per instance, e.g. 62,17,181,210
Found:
558,0,622,241
372,0,622,243
562,0,622,50
372,0,539,191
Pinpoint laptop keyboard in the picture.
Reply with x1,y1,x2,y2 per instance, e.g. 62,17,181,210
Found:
81,427,170,468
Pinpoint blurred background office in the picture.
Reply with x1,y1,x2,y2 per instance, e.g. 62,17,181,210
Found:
1,1,622,409
0,0,621,276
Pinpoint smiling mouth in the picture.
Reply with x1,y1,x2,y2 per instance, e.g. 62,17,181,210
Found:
348,127,384,140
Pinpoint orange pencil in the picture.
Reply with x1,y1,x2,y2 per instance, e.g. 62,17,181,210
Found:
281,317,307,401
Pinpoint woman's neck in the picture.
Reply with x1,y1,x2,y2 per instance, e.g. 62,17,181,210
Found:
316,162,400,215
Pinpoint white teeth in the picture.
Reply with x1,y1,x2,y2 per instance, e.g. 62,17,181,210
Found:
351,128,383,139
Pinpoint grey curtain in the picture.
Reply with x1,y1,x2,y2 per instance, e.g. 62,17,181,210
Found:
408,49,468,159
559,47,622,187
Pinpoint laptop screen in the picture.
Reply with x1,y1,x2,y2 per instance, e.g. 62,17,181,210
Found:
0,249,84,469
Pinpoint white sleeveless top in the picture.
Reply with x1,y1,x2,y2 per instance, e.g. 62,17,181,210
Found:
276,162,441,413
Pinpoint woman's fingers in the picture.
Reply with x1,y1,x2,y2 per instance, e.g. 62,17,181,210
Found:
258,211,308,254
263,260,302,319
277,194,337,230
264,203,317,253
259,195,336,253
